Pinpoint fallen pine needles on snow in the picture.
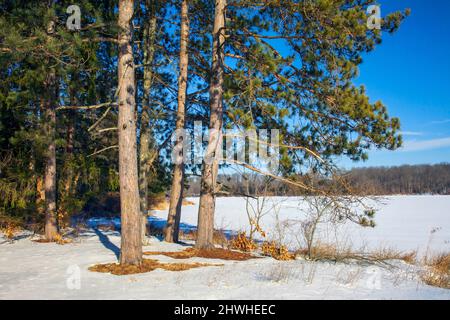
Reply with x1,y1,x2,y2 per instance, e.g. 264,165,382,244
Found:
143,247,258,261
89,259,223,275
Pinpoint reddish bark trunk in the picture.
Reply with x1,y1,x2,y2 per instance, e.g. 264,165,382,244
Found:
43,69,58,241
196,0,226,249
118,0,142,266
165,0,190,243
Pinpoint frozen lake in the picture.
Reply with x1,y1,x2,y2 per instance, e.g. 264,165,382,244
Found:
154,196,450,255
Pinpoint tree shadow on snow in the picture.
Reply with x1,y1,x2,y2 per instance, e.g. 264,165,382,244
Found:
93,228,120,259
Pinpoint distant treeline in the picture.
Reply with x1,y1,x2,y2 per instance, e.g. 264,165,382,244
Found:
185,163,450,196
346,163,450,195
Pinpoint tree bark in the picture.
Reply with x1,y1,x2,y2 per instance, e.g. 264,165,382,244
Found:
43,69,58,241
196,0,226,249
118,0,142,266
139,0,158,244
64,80,77,198
165,0,190,243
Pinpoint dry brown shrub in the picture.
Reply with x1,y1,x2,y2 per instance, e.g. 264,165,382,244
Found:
229,232,257,252
179,229,229,247
147,196,194,211
370,247,417,264
182,199,195,206
144,247,257,261
179,229,196,241
89,259,222,275
1,223,19,241
296,242,344,261
32,233,72,245
261,241,295,261
296,243,416,265
97,223,115,232
421,252,450,289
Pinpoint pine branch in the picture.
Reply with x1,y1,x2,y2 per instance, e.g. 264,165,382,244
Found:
56,102,117,111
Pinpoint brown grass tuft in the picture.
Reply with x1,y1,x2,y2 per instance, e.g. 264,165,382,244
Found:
89,259,222,275
261,241,295,261
144,247,257,261
229,232,257,252
421,252,450,289
32,234,72,245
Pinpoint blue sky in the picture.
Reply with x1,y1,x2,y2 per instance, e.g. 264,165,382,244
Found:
339,0,450,168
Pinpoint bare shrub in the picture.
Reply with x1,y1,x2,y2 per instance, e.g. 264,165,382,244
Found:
299,262,318,285
370,247,417,265
260,262,299,283
290,193,379,260
295,242,417,268
336,266,364,287
296,241,353,262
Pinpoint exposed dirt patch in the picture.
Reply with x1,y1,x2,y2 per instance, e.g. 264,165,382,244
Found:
144,247,258,261
89,259,222,275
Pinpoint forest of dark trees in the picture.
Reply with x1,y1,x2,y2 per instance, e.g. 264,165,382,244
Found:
346,163,450,195
186,163,450,196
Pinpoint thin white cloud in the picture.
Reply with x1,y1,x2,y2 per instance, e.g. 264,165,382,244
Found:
401,137,450,152
429,119,450,125
399,131,423,136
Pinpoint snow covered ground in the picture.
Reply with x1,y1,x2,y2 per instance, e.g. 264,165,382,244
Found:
1,233,449,300
0,196,449,300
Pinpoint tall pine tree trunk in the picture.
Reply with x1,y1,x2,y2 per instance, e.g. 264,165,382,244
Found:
165,0,190,243
196,0,226,249
64,81,77,199
139,0,158,244
43,69,58,241
118,0,142,266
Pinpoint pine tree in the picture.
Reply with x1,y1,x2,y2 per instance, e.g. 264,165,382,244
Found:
117,0,142,266
193,0,408,249
138,0,159,244
196,0,227,249
165,0,190,243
